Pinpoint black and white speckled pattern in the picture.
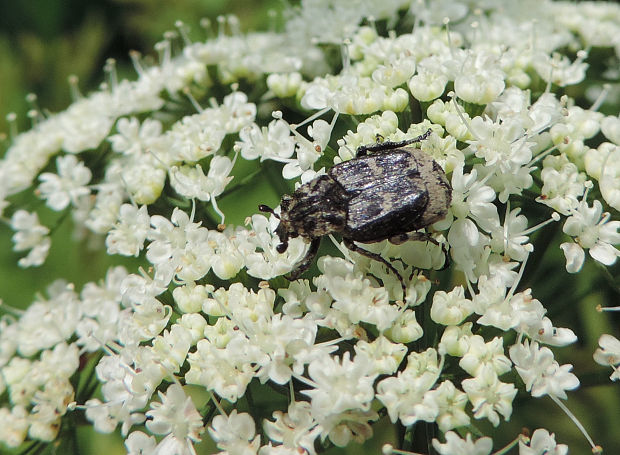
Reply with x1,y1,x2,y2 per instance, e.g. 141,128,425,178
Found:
263,131,452,288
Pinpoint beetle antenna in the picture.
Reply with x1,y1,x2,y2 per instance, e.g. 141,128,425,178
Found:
258,204,280,220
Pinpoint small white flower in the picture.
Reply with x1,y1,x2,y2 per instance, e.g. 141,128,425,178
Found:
0,405,29,448
122,162,167,205
489,208,534,261
385,309,423,344
120,271,168,307
186,331,262,402
519,428,568,455
176,313,207,345
76,266,127,351
537,154,588,215
522,316,577,348
354,336,407,376
593,334,620,381
372,55,416,88
56,93,116,154
301,73,407,115
462,366,517,427
550,105,603,163
29,379,74,441
84,397,145,435
337,111,400,161
278,279,312,317
146,383,204,447
10,210,51,267
445,165,500,233
475,284,547,334
434,380,470,432
169,156,234,222
252,313,323,385
125,431,156,455
432,431,493,455
532,51,588,87
108,117,164,156
431,286,474,326
601,114,620,145
207,229,245,280
39,342,80,380
408,68,448,102
454,51,505,104
447,218,492,284
263,401,320,455
315,257,400,332
85,186,124,234
267,72,303,98
509,340,580,399
236,119,296,162
219,91,257,133
584,142,620,211
167,111,226,163
560,199,620,272
208,410,260,455
376,348,441,426
170,161,229,201
282,118,331,179
172,284,212,314
124,298,172,343
303,352,377,420
150,324,192,373
467,116,533,173
243,214,306,280
38,155,92,211
106,204,150,257
459,335,512,377
438,323,473,357
427,99,473,141
13,282,81,356
146,208,212,284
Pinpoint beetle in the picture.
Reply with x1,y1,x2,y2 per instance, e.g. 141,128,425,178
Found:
259,128,452,295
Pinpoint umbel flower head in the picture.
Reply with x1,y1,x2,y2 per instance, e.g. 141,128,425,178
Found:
0,0,618,454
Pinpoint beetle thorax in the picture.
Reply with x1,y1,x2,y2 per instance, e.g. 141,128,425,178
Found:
277,175,348,242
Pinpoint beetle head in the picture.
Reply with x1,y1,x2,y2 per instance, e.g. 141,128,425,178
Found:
258,202,294,253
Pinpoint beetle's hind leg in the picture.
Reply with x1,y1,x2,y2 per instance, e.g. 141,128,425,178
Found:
356,128,432,157
286,237,321,281
343,238,407,298
388,231,450,270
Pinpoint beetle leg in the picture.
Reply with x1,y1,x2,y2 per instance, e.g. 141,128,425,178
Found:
343,238,407,298
388,231,450,270
388,231,435,245
356,128,432,157
286,237,321,281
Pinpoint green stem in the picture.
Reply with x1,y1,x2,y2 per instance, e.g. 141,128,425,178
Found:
219,168,264,199
492,434,521,455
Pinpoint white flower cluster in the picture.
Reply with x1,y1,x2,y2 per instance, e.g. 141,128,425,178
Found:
1,0,619,454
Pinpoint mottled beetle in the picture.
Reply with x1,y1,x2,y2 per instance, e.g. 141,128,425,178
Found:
259,129,452,295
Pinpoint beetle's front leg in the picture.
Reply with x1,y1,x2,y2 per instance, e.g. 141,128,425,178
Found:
286,237,321,281
388,231,450,270
356,128,432,157
343,238,407,298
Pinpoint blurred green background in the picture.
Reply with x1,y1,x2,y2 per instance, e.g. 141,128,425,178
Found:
0,0,619,454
